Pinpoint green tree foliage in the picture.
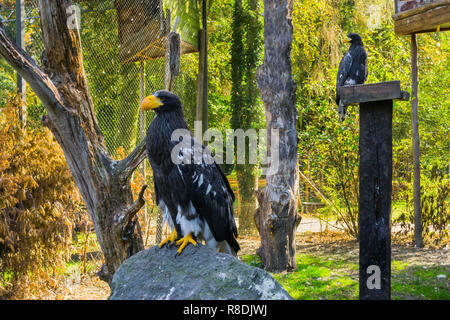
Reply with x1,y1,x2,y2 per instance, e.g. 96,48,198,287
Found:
395,176,449,245
0,58,15,106
230,0,263,235
294,0,360,236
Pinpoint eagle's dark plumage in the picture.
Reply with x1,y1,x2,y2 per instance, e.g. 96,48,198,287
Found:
336,33,368,121
141,90,240,255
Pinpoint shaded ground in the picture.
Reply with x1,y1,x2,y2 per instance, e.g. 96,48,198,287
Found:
57,227,448,300
240,229,449,267
242,231,449,300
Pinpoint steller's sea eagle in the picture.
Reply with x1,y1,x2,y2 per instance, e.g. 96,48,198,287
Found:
335,33,368,121
141,90,240,256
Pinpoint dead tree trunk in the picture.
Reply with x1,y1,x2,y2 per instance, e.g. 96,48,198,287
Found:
0,0,147,284
255,0,300,272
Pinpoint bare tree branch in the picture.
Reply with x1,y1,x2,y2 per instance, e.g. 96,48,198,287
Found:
113,139,147,181
115,185,148,238
0,21,65,113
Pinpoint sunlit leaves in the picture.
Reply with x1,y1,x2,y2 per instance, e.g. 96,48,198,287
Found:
0,97,82,298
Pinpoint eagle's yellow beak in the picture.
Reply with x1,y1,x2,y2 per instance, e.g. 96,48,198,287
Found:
141,95,163,111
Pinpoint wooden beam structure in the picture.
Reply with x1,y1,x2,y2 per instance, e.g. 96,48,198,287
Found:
340,81,409,300
393,0,450,35
115,0,198,64
392,1,450,251
340,81,409,106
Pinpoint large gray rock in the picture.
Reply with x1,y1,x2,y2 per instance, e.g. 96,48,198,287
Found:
109,244,293,300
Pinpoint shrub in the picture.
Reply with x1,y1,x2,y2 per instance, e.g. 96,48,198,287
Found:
301,104,361,239
395,176,450,246
0,96,81,298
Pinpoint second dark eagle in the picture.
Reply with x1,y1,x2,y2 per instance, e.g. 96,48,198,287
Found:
141,91,240,256
335,33,368,121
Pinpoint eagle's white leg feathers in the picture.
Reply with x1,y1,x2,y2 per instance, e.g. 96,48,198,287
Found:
158,201,236,256
176,202,202,237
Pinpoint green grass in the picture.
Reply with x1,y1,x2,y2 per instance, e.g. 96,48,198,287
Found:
241,254,449,300
65,259,100,276
392,265,449,300
242,253,358,300
276,254,358,300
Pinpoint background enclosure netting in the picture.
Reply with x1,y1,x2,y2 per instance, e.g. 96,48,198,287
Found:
1,0,202,245
0,0,200,156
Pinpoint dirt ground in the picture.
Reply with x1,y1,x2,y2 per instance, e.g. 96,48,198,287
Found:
58,229,449,300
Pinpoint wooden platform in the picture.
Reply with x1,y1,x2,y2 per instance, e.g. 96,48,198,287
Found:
393,0,450,35
340,81,410,106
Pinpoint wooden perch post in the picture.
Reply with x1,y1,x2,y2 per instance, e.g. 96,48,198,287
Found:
340,81,409,300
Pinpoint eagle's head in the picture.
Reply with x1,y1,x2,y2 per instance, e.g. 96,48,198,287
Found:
344,33,363,46
141,90,182,114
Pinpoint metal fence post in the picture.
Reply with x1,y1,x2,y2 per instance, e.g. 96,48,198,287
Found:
16,0,26,124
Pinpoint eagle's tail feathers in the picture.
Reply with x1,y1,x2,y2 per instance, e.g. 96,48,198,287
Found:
216,240,239,257
338,100,347,122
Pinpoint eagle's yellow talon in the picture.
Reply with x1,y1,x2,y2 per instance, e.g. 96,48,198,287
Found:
158,229,178,248
176,233,197,254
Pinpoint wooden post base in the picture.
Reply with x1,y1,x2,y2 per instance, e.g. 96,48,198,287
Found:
358,99,392,300
340,81,409,300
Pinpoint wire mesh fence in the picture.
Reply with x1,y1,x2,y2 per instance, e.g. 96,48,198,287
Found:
0,0,202,246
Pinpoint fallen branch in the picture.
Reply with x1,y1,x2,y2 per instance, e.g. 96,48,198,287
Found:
298,171,348,232
299,171,340,216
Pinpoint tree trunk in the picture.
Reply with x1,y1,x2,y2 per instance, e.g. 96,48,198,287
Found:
0,0,147,284
255,0,300,272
